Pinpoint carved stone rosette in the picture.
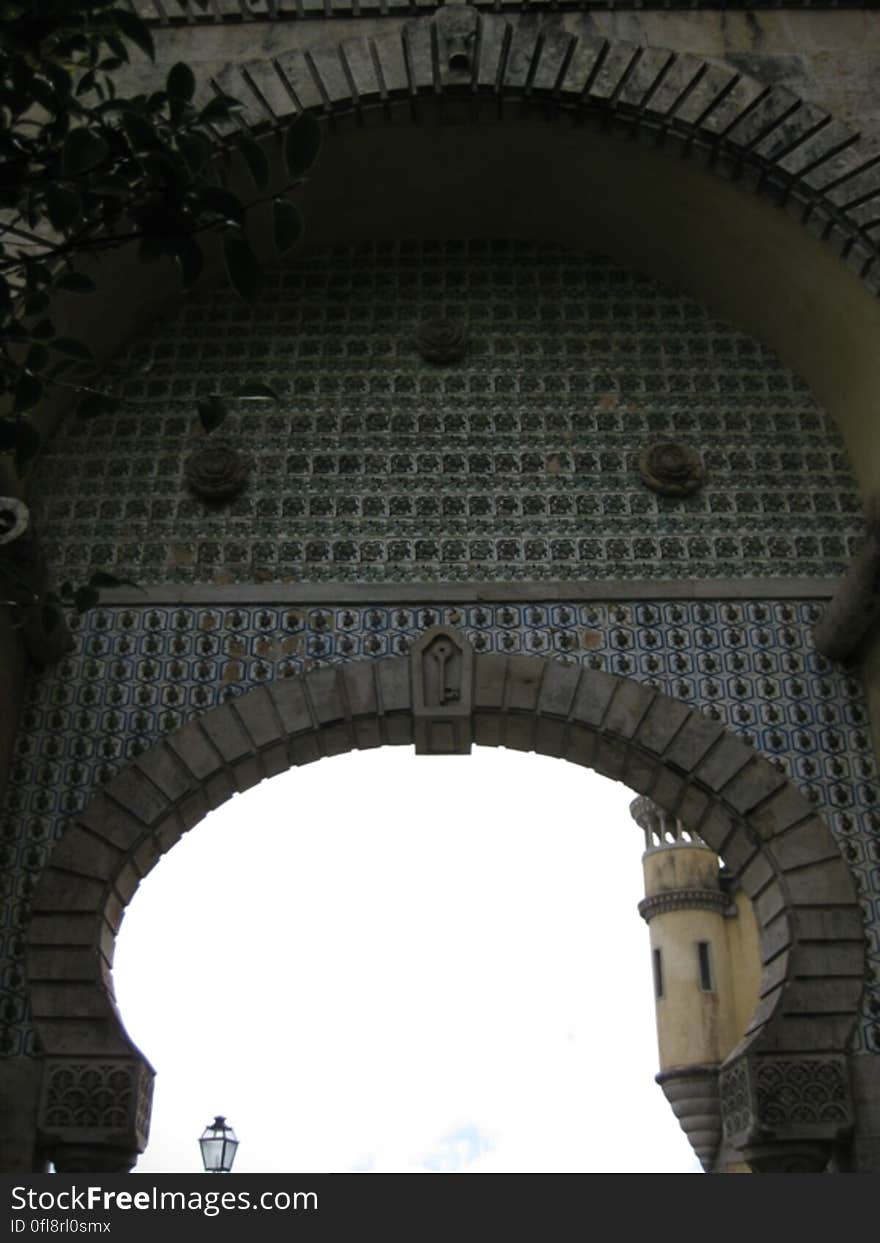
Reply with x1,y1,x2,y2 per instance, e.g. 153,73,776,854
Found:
639,442,705,497
718,1053,852,1172
38,1055,154,1173
184,442,248,500
413,319,468,365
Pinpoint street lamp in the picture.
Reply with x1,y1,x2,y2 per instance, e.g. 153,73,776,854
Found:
198,1116,239,1173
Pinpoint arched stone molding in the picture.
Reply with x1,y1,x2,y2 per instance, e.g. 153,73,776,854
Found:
27,633,865,1171
201,7,880,294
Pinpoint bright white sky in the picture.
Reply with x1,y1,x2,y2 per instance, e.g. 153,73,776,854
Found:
114,746,700,1174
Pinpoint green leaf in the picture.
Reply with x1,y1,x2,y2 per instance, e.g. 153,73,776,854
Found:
174,235,203,290
273,197,303,257
0,420,17,453
199,94,243,125
283,113,321,178
223,234,263,303
176,131,211,173
196,185,245,224
167,62,195,102
88,571,143,591
198,396,227,433
73,585,100,613
237,380,279,401
122,110,160,151
62,127,109,175
46,184,81,232
54,272,96,295
25,344,50,373
236,134,269,190
13,422,41,475
51,337,94,361
77,392,120,420
14,373,42,413
112,8,155,62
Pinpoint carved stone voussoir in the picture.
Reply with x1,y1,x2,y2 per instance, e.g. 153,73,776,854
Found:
719,1053,852,1163
639,442,705,497
411,625,474,754
38,1056,155,1155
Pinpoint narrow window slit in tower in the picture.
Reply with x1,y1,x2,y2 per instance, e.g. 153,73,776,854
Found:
652,947,664,999
697,940,714,992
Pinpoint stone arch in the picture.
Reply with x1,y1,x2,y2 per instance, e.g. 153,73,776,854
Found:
27,634,865,1172
206,8,879,295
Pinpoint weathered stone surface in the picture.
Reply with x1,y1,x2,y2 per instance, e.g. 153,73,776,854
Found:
663,714,725,774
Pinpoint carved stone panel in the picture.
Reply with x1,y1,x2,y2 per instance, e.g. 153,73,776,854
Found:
411,625,474,755
38,1056,154,1158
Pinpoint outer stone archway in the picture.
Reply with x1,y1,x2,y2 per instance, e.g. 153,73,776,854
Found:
27,630,864,1173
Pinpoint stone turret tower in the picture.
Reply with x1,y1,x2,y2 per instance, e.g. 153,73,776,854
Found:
630,797,762,1173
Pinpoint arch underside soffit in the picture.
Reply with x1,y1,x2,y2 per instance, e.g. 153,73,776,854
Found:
28,639,863,1172
201,10,880,295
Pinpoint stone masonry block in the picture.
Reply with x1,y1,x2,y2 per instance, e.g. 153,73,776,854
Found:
749,783,815,839
649,765,688,814
474,654,508,710
78,796,146,854
562,726,597,769
696,804,735,853
502,714,535,754
474,16,510,91
340,39,383,106
694,734,753,792
28,912,104,948
308,48,355,108
601,679,653,741
28,947,100,984
29,982,114,1021
722,826,759,877
663,713,725,775
536,660,579,718
272,50,327,112
621,749,660,797
759,950,791,996
242,60,297,121
643,53,706,118
740,850,775,896
761,912,793,963
788,942,865,980
587,44,642,104
755,1014,857,1054
533,716,565,759
102,767,168,828
199,705,254,766
305,667,348,726
133,744,194,805
531,30,575,95
558,37,607,98
505,655,544,712
29,1019,132,1059
780,978,864,1016
765,820,843,872
700,75,766,138
570,668,618,730
342,661,379,720
502,27,541,91
268,677,314,737
675,784,712,832
35,870,107,915
788,907,867,943
754,881,786,927
618,47,674,110
722,760,788,816
592,735,628,783
373,31,410,97
166,719,221,782
783,858,859,906
725,85,800,151
48,827,121,883
675,64,738,128
376,658,411,714
473,711,503,748
634,695,691,756
233,687,283,752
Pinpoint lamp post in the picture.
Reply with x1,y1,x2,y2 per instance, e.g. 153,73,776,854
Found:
198,1116,239,1173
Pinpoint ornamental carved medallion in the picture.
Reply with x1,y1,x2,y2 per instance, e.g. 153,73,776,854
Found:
413,318,468,364
184,442,248,501
639,441,705,497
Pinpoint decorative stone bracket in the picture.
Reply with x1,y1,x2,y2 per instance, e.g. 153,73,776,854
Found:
38,1054,154,1173
719,1052,853,1172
